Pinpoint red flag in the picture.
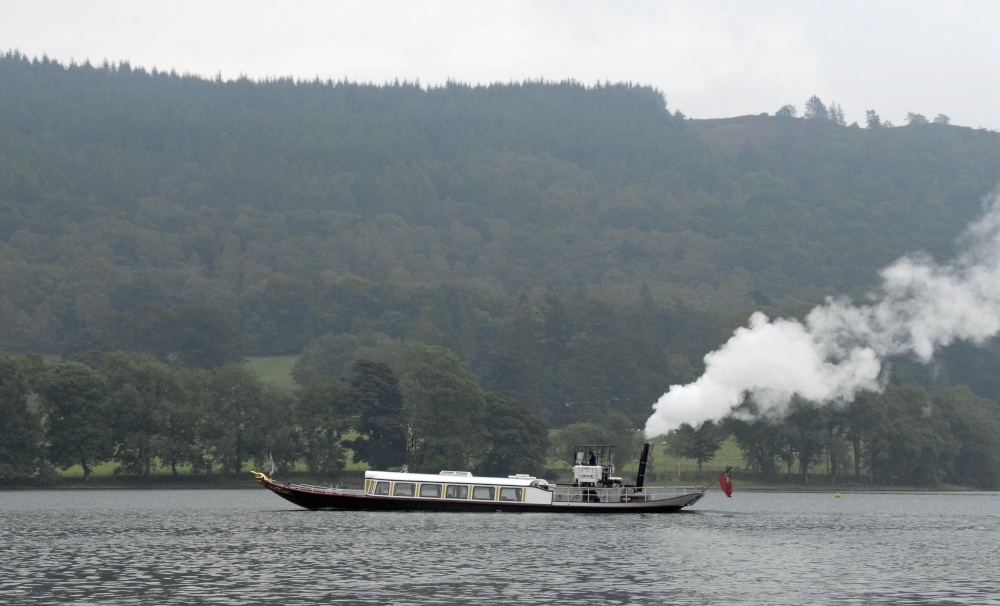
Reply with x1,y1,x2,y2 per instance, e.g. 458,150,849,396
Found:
718,470,733,497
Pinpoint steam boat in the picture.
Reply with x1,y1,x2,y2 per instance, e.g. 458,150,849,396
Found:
252,444,713,513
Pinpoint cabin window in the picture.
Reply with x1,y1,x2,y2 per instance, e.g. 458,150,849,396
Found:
498,487,522,502
418,484,442,498
445,485,469,499
392,482,415,497
373,481,390,495
471,486,496,501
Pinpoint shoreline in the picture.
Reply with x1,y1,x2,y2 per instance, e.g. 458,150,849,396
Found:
1,474,988,493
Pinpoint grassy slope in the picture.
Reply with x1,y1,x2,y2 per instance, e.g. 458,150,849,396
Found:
244,354,300,393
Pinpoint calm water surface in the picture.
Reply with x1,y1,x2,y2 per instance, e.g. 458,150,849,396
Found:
1,488,997,605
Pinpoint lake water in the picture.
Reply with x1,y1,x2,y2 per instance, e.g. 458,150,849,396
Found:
1,488,997,605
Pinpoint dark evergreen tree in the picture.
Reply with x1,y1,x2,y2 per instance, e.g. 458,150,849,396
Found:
0,353,48,480
804,95,829,120
343,360,407,470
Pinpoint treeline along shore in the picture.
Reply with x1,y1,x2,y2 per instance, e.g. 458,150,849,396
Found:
2,52,1000,489
3,348,999,490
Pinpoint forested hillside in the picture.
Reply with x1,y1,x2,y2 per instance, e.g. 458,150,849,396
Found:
4,50,1000,427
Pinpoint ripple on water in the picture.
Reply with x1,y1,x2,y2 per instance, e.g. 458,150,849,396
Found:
1,490,999,605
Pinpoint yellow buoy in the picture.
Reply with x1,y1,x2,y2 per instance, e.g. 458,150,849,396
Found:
835,493,841,498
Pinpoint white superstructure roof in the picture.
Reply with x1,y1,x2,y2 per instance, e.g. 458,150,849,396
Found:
365,470,545,487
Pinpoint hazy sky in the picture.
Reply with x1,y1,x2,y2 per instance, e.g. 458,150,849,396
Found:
5,1,999,129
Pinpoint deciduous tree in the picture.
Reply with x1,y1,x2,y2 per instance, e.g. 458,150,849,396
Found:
102,352,181,477
295,374,348,474
775,104,797,118
201,364,278,476
674,420,726,471
475,392,549,477
397,344,487,472
36,361,112,479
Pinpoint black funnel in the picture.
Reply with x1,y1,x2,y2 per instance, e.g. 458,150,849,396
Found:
635,443,650,489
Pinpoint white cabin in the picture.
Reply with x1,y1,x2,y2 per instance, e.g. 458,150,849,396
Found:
364,470,555,505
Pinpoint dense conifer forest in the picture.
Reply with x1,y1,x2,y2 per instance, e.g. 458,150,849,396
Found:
2,51,1000,487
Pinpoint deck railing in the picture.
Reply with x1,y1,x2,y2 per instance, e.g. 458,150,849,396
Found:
551,485,702,504
288,482,365,496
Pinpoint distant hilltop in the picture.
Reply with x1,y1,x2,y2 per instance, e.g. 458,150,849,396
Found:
3,50,1000,424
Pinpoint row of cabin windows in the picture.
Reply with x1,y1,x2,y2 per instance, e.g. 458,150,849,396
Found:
368,481,523,502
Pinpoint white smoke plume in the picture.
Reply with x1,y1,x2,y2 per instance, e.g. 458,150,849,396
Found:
644,191,1000,437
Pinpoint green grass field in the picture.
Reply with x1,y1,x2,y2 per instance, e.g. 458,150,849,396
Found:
244,355,300,392
653,436,746,474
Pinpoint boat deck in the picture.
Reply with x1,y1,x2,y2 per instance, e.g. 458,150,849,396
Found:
286,482,365,496
282,480,700,505
551,485,702,504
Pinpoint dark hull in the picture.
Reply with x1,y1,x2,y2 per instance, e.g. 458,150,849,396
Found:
257,476,702,513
